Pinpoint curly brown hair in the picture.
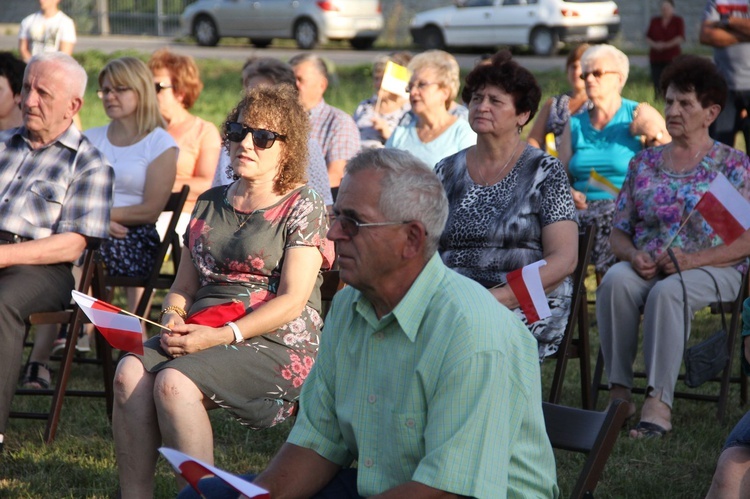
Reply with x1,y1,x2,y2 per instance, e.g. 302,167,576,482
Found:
148,48,203,110
222,84,309,194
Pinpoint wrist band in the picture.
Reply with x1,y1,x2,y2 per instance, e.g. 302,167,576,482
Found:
159,305,187,323
226,321,244,344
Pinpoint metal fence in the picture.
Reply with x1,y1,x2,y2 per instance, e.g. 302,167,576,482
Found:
63,0,194,37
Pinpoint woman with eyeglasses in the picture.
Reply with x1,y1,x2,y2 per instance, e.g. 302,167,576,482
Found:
559,44,670,275
385,50,476,168
148,49,221,238
112,84,334,498
20,56,178,390
435,51,578,361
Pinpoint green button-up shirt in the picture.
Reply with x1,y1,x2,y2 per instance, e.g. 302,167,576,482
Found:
288,254,559,498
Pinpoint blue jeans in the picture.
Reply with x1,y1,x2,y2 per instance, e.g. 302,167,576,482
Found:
725,410,750,451
176,468,362,499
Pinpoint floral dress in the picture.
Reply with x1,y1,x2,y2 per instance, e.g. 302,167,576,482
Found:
614,141,750,273
436,145,578,360
137,185,335,429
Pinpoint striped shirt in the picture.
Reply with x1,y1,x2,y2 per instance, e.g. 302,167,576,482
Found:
288,253,559,498
308,99,360,167
0,126,113,240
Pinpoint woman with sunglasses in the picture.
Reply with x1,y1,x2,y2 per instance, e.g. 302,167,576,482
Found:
559,44,670,275
148,49,221,238
20,57,177,390
112,84,334,498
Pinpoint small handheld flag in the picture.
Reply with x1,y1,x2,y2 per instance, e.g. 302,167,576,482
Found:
159,447,270,498
588,169,620,198
696,172,750,246
379,60,410,100
71,290,148,355
506,260,551,324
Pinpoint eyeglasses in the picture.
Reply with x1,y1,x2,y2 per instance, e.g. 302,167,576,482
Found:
225,122,286,149
580,70,619,80
331,214,410,238
97,86,132,99
155,82,173,93
405,81,438,93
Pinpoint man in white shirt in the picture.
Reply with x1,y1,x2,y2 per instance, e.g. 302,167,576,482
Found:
18,0,77,63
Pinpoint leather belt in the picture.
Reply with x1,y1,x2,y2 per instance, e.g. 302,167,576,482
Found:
0,230,31,244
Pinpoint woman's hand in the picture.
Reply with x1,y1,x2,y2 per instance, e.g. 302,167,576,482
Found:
109,221,129,239
490,285,519,310
160,323,230,358
655,247,697,275
630,250,658,279
630,103,670,146
371,115,393,141
571,188,588,210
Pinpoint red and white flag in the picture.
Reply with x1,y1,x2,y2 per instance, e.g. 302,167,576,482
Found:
506,260,551,324
696,172,750,247
71,290,144,355
159,447,270,498
717,0,748,15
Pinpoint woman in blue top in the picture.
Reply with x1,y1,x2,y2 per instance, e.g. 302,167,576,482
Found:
560,44,670,274
385,50,476,168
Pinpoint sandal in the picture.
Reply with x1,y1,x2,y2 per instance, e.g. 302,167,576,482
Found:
20,362,52,390
629,421,669,440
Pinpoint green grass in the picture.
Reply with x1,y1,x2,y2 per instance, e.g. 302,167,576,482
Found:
2,50,749,498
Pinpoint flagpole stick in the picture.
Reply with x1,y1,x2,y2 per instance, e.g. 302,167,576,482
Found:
117,308,172,331
663,208,697,250
374,91,383,115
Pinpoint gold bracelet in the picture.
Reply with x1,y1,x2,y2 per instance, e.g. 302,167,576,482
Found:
159,305,187,322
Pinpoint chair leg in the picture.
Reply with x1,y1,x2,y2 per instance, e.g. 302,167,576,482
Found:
578,296,592,410
591,348,605,409
43,313,86,443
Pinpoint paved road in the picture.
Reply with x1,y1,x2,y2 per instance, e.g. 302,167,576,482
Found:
0,33,648,71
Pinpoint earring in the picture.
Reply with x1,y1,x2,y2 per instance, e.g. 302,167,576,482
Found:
517,125,522,135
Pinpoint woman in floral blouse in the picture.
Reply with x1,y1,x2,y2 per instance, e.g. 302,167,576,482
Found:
597,55,750,440
112,84,334,498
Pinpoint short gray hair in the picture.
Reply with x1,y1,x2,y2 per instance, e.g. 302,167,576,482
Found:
27,52,87,99
288,53,329,80
580,44,629,91
408,50,460,108
345,148,448,257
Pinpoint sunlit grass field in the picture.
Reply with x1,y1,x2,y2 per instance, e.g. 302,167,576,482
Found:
2,49,748,498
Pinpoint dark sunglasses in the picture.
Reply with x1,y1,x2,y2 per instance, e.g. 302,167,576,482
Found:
225,122,286,149
580,70,619,80
330,213,410,238
155,82,173,93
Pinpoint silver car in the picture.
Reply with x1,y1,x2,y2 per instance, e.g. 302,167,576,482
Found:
181,0,383,49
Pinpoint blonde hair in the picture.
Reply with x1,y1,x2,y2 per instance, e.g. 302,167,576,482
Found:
98,57,166,136
408,50,460,110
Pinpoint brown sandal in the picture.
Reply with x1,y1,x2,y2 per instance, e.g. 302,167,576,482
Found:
20,362,52,390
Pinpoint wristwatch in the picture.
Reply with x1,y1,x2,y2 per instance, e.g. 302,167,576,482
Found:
225,321,243,344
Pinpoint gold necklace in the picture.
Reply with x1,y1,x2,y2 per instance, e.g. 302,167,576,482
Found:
663,142,710,178
475,138,521,186
229,183,254,233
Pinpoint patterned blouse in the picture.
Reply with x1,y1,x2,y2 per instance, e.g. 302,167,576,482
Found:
614,142,750,272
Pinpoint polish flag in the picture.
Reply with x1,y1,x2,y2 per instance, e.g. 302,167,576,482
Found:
71,290,144,355
506,260,551,324
717,0,748,15
159,447,270,498
696,172,750,247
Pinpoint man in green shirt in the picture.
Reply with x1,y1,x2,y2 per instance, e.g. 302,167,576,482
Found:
179,148,558,498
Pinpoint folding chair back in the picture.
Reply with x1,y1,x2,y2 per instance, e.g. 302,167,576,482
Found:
543,399,630,499
10,247,113,443
548,224,595,408
97,185,189,322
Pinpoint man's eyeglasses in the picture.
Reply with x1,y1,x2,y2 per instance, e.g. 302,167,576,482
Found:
331,214,410,238
225,122,286,149
155,82,173,93
405,81,438,93
97,86,132,99
580,70,619,80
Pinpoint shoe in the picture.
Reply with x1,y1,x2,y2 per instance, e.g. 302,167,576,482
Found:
629,421,669,440
19,362,52,390
50,327,90,355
